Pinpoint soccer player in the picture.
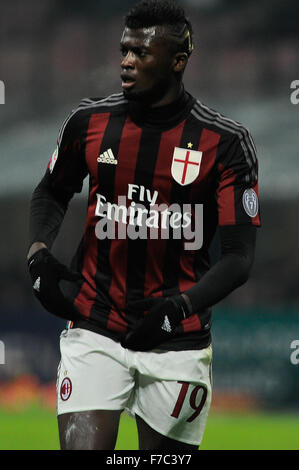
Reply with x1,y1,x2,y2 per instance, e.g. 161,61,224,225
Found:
27,0,260,450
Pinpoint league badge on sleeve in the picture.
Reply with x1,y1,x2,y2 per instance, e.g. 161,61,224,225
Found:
171,146,203,186
242,188,259,218
49,146,58,173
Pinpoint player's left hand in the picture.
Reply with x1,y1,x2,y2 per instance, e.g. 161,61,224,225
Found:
121,295,190,351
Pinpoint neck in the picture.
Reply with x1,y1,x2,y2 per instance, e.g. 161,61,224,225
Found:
150,82,184,108
127,87,195,129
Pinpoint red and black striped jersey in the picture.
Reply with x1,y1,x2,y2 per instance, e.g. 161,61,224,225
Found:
46,90,261,350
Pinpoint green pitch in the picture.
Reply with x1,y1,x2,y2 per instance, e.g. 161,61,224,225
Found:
0,407,298,450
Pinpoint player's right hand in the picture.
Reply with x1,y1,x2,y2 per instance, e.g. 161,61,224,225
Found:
121,295,190,351
27,248,83,321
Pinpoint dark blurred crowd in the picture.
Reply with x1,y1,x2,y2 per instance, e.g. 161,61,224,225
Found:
0,0,298,128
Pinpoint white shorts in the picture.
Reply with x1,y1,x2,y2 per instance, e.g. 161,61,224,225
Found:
56,328,212,446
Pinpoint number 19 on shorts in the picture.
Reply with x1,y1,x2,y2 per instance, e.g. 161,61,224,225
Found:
171,381,208,422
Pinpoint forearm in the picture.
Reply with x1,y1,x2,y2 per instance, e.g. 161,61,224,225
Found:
28,173,72,256
184,225,256,314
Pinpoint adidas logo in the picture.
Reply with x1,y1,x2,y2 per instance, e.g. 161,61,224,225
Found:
97,148,118,165
33,276,41,292
161,315,172,333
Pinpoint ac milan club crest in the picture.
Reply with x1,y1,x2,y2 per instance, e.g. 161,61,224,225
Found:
171,147,203,186
60,377,72,401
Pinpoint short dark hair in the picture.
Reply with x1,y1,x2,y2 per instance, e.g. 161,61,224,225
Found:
124,0,194,56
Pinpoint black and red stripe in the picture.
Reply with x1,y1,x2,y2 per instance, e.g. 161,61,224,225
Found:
160,116,204,296
74,112,111,318
143,121,186,298
107,116,143,330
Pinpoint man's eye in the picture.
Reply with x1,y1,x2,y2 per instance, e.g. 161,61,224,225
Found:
134,49,147,58
120,47,147,58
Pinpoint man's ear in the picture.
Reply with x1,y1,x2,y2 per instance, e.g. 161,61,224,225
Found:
173,52,189,73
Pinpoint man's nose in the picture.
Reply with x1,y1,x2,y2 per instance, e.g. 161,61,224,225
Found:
121,51,135,69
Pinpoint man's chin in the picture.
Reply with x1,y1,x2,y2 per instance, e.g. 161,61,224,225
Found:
123,88,165,106
123,88,148,102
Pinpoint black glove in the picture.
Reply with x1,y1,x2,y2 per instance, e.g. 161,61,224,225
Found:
28,248,83,321
121,295,191,351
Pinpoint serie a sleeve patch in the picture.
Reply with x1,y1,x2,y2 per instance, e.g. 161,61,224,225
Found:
242,188,259,218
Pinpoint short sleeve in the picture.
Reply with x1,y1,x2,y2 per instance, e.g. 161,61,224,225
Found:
216,129,261,227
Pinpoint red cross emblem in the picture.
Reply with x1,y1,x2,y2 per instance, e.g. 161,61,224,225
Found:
171,147,203,186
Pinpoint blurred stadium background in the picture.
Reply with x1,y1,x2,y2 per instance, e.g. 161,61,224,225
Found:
0,0,298,450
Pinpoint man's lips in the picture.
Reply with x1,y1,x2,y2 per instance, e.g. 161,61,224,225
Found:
121,74,136,89
122,81,136,89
